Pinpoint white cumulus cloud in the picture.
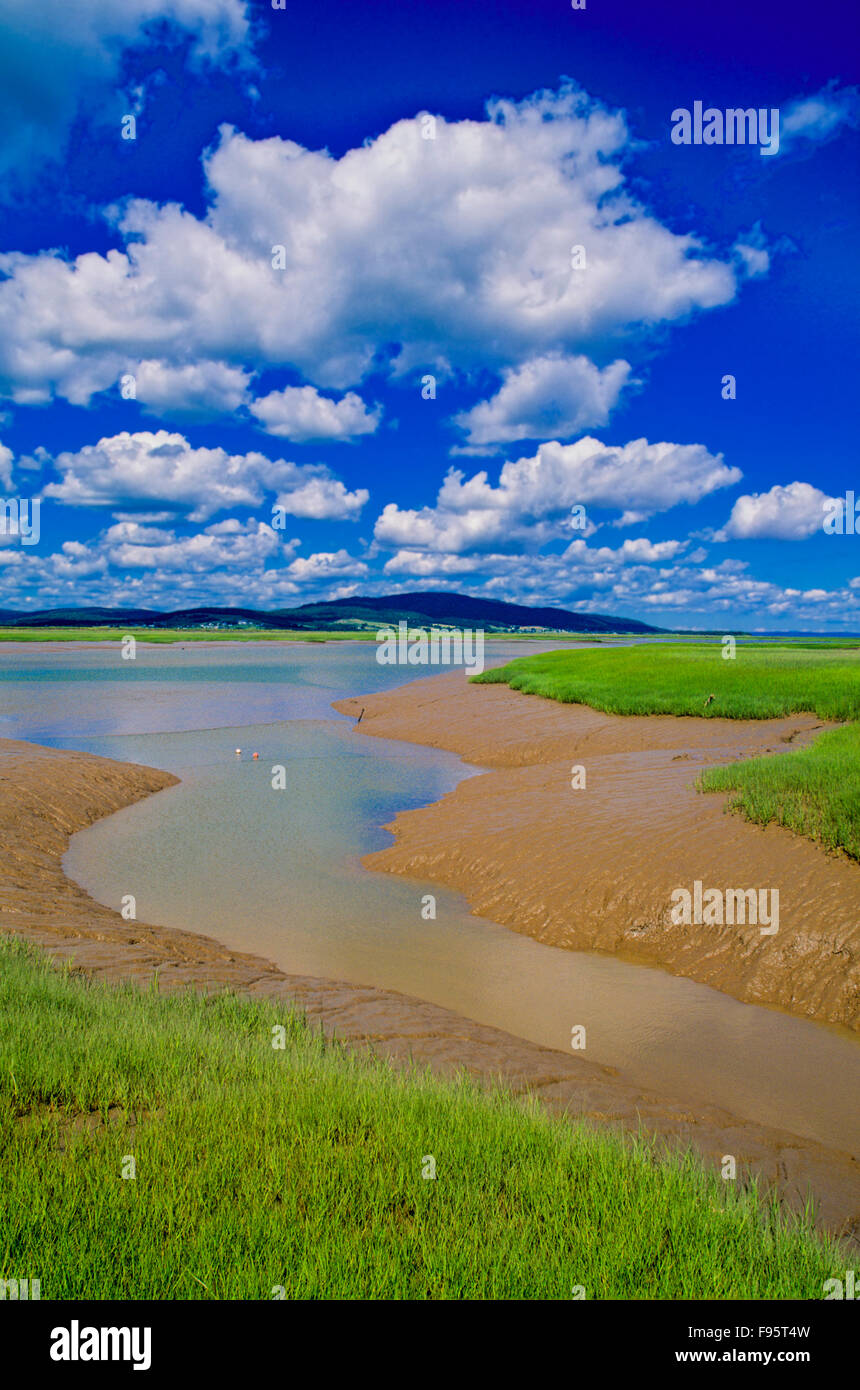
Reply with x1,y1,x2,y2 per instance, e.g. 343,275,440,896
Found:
250,385,381,441
375,437,740,555
106,518,283,572
286,549,368,580
41,429,363,523
713,481,837,540
274,477,369,521
0,84,743,408
134,360,252,417
452,354,632,452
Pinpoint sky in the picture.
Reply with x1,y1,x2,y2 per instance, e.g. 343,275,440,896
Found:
0,0,858,629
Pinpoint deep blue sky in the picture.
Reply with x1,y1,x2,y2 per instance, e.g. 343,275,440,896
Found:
0,0,857,627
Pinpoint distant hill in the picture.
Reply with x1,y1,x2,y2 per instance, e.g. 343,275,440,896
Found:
0,593,661,634
278,592,660,633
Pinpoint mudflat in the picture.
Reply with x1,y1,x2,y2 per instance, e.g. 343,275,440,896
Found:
0,733,857,1241
334,670,860,1031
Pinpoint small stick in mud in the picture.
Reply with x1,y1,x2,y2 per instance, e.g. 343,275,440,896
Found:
355,707,365,727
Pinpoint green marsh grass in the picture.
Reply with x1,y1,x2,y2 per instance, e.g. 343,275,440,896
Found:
0,939,843,1300
473,643,860,720
698,722,860,860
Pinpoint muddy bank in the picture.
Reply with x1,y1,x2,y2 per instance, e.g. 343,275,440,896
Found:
334,672,860,1032
0,735,857,1242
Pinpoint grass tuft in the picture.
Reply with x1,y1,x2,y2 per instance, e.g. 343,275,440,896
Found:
698,721,860,860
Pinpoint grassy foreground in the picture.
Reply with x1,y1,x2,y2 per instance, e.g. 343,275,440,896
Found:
0,938,843,1300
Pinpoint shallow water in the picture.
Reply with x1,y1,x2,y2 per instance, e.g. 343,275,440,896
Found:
2,641,858,1153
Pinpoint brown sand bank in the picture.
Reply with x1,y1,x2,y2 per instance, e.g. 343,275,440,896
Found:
0,734,857,1241
334,672,860,1032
